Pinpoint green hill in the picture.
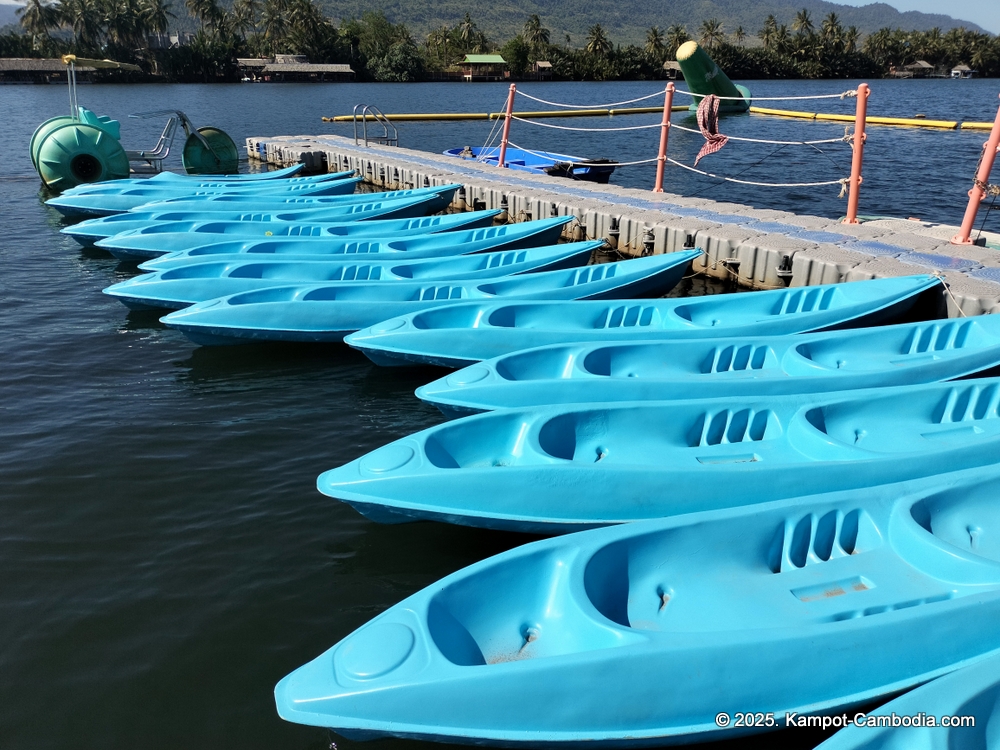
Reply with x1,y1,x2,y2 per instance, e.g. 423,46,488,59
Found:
316,0,987,45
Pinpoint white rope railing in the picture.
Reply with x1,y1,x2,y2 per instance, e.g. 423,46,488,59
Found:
476,96,510,161
514,89,666,109
510,115,661,132
507,140,661,168
490,82,868,210
673,89,858,101
666,157,849,189
668,120,848,145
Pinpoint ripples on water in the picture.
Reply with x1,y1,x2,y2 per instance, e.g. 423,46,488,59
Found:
2,79,999,749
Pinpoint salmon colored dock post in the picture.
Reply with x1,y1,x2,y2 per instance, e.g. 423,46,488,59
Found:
952,93,1000,245
843,83,869,225
652,83,675,193
497,84,516,169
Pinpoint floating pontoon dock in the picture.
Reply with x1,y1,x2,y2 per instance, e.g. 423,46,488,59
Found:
245,133,1000,316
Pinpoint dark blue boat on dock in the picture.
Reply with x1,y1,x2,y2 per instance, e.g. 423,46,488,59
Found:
444,146,617,183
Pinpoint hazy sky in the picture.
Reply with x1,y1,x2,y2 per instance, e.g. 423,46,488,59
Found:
834,0,1000,34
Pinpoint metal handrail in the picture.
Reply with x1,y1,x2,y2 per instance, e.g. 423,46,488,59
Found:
124,115,178,172
124,110,219,173
352,104,398,147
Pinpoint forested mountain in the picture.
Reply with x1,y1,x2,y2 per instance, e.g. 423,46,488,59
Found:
4,0,994,83
0,3,21,29
314,0,986,45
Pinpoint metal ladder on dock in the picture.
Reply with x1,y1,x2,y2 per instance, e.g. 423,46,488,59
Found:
352,105,398,147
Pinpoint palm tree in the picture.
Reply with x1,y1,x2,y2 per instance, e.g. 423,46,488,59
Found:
426,25,450,65
645,26,664,59
104,0,151,53
186,0,222,30
864,27,892,66
58,0,103,53
470,30,489,54
585,24,611,56
232,0,260,40
665,23,688,57
522,14,549,55
287,0,321,32
142,0,175,36
820,12,843,51
260,0,287,52
699,18,724,50
758,14,777,50
913,27,942,64
971,42,989,73
844,25,859,54
457,12,476,48
17,0,60,51
732,26,746,46
773,24,791,55
793,8,813,40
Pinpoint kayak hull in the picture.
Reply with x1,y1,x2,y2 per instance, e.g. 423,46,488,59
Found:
63,209,502,249
279,465,1000,745
104,242,597,311
318,378,1000,532
344,276,944,368
160,251,699,345
416,316,1000,417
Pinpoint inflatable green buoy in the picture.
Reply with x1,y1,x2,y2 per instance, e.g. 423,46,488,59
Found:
676,41,751,113
182,126,239,175
36,122,130,191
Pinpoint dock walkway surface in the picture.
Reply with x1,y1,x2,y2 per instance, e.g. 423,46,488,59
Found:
246,133,1000,316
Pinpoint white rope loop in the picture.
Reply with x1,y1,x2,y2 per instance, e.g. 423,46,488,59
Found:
667,120,847,146
666,157,848,189
514,89,666,109
506,140,660,168
512,87,858,108
510,115,661,132
932,271,969,317
673,89,858,102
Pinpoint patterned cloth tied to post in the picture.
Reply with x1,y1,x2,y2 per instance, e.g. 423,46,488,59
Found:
694,94,729,166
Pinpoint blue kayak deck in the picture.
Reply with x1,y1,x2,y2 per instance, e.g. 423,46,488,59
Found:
246,133,1000,317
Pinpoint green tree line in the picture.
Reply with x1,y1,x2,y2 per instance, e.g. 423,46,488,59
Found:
2,1,998,81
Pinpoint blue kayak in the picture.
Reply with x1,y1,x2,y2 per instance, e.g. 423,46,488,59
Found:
102,216,572,266
279,465,1000,745
62,201,491,249
87,196,463,260
129,183,461,216
132,216,574,270
160,250,699,345
417,316,1000,416
60,188,480,248
59,169,354,196
46,175,363,217
816,651,997,749
152,164,304,181
444,146,616,183
105,244,596,310
344,275,944,368
318,377,1000,532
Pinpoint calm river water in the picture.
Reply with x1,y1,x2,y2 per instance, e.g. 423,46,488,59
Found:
2,79,999,750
